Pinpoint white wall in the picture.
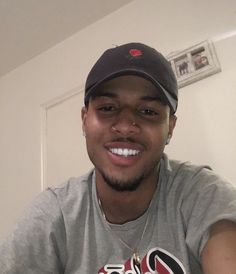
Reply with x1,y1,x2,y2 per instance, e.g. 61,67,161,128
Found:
165,35,236,182
0,0,236,239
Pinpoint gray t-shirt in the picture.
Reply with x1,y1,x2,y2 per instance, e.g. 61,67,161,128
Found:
1,154,236,273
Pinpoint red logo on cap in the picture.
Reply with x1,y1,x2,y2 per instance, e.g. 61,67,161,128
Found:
129,49,142,57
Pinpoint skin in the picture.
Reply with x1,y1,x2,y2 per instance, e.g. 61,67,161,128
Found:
201,220,236,274
82,75,176,224
82,75,236,272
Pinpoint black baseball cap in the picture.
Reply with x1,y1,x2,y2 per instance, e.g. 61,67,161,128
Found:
84,42,178,113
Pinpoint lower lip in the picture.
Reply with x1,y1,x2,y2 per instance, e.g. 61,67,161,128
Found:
107,150,140,166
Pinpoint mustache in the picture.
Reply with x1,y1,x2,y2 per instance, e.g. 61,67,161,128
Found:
111,137,146,149
112,137,138,143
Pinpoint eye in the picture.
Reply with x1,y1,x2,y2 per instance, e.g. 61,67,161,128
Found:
138,108,158,116
97,104,117,112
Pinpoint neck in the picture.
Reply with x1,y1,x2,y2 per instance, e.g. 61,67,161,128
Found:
96,170,158,224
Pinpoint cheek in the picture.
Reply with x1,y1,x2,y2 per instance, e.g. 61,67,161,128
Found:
85,115,110,142
146,124,169,143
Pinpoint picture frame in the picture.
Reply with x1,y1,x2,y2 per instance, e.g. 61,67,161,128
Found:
167,40,221,88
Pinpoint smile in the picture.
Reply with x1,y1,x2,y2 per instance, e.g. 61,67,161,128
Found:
109,148,140,157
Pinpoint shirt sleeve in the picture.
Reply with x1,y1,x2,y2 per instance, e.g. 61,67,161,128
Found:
0,189,67,274
181,167,236,260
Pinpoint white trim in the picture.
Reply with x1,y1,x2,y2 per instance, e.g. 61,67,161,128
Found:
212,29,236,42
40,106,47,191
41,85,84,110
40,85,84,191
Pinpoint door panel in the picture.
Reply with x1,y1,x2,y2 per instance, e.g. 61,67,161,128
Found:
42,90,92,189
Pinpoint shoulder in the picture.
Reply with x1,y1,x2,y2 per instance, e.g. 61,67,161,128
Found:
160,154,236,216
162,154,235,194
42,169,95,216
161,155,236,260
18,170,95,223
167,156,213,181
48,169,94,199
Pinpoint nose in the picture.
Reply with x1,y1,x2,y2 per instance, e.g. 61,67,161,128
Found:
111,108,140,136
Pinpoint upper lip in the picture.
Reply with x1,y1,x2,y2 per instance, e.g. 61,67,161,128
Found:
104,140,145,152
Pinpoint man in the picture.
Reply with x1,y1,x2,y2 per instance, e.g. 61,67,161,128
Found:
0,42,236,273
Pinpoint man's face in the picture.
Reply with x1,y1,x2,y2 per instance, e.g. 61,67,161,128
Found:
82,75,176,191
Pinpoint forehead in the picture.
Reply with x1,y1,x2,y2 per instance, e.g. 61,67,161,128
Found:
94,75,165,101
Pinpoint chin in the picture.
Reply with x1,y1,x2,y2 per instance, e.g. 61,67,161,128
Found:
106,179,142,192
99,169,146,192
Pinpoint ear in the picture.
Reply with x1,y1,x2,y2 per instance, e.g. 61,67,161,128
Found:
168,114,177,139
81,106,88,134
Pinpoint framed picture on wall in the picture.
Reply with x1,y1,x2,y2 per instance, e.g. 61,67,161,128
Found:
167,40,221,88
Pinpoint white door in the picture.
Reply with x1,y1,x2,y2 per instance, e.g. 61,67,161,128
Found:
42,90,92,189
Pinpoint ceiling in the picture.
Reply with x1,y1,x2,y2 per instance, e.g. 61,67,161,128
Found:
0,0,134,78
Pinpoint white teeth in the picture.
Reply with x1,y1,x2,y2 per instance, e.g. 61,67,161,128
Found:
109,148,140,157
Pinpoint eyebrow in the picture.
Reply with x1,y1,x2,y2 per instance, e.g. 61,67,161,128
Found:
93,91,117,98
140,95,165,102
92,91,165,102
